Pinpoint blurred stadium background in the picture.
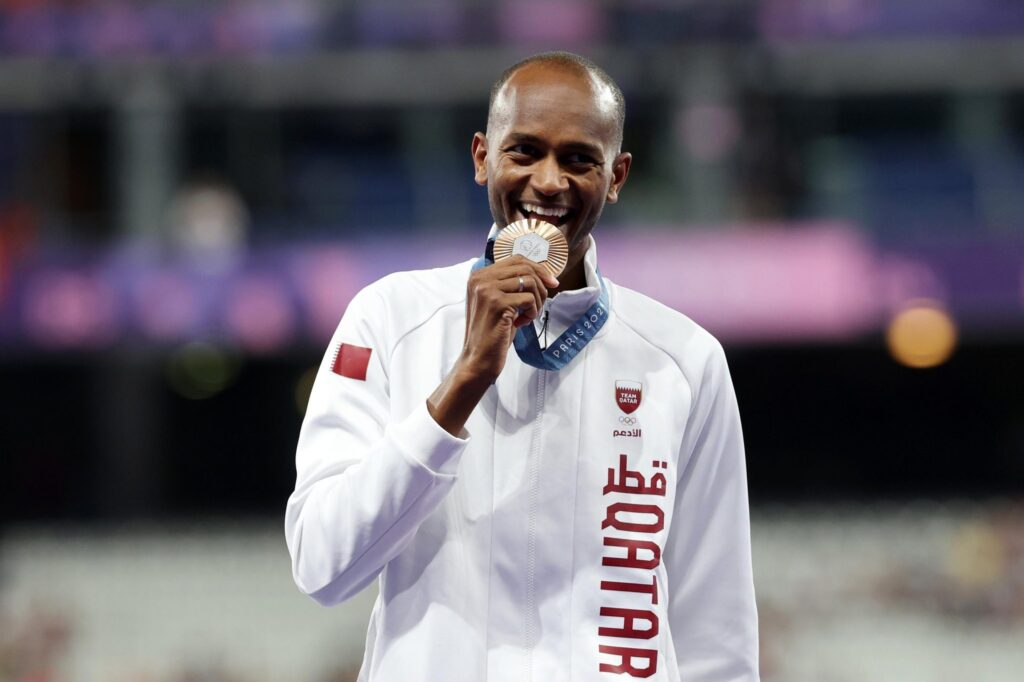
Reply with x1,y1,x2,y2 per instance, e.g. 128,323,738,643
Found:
2,1,1024,680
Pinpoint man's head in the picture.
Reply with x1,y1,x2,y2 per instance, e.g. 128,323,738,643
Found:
472,52,631,281
487,52,626,152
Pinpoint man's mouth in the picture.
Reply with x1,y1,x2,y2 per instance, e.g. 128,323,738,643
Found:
518,202,572,228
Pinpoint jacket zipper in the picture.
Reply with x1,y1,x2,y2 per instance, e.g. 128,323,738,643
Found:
524,309,549,677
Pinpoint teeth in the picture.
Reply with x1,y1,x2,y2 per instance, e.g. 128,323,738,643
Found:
522,203,569,219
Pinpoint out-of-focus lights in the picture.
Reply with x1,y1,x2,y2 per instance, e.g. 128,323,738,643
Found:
496,1,605,45
225,275,295,353
886,300,957,369
294,366,318,415
167,180,249,274
678,104,741,162
166,342,240,400
292,249,359,342
23,270,117,347
135,271,199,341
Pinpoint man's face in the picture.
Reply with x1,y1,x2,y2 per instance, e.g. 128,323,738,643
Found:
472,64,631,273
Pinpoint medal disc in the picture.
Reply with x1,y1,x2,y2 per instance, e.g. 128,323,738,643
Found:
492,219,569,277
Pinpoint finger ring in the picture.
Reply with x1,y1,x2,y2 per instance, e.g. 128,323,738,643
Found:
517,276,525,293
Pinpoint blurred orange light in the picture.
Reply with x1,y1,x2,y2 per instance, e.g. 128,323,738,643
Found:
886,300,957,369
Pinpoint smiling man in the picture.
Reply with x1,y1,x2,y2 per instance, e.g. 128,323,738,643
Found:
472,55,629,293
286,52,760,681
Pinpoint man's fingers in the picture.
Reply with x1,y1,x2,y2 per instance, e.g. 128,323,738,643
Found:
497,273,546,313
505,292,540,324
464,254,559,348
496,273,540,293
486,256,560,289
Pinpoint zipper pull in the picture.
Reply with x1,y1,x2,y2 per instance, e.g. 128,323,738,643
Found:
541,310,549,348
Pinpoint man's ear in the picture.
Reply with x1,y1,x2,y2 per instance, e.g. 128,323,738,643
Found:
471,132,489,186
605,151,632,204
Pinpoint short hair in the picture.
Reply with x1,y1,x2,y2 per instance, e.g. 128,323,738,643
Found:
487,51,626,151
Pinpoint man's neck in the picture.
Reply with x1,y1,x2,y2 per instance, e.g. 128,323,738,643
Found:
550,258,587,296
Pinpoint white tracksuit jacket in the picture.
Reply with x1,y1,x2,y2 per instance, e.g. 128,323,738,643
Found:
285,240,759,681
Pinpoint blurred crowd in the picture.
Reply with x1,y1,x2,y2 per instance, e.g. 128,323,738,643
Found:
2,506,1023,682
1,0,1024,57
1,1,1023,680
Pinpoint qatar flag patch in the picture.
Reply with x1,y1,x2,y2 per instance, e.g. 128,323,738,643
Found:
332,343,372,381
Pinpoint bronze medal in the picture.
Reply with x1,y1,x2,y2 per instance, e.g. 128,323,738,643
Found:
492,219,569,277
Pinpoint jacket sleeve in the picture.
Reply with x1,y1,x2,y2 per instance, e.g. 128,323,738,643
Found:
284,284,469,606
663,341,760,681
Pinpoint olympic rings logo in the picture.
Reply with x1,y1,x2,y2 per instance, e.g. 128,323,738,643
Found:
618,416,638,425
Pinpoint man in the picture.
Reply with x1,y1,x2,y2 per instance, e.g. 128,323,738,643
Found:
286,52,759,681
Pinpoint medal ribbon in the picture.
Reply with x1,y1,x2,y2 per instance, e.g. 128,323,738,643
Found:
472,238,610,371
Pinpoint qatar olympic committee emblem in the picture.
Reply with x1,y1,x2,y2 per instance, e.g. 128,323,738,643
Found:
615,380,642,415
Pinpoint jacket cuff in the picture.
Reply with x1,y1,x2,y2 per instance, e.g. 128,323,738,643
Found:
389,401,469,477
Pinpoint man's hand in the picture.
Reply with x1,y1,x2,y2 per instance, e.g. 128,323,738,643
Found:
427,256,559,436
462,255,559,380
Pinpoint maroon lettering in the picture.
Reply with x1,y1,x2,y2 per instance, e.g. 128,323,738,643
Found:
598,456,669,673
603,537,661,570
598,645,658,678
604,455,666,496
599,607,659,640
602,502,665,533
601,575,659,605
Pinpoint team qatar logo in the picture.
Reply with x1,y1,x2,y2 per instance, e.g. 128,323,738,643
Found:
615,380,642,414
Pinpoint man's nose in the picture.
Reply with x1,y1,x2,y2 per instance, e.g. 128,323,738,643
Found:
531,154,569,195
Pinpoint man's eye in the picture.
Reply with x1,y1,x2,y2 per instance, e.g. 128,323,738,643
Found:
508,144,537,155
566,153,597,165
